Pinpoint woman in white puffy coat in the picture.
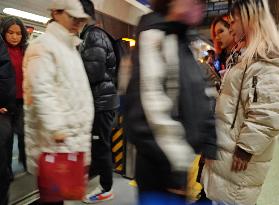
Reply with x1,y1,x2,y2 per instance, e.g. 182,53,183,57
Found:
201,0,279,205
23,0,94,176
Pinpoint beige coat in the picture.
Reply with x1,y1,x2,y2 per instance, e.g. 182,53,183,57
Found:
23,22,94,175
202,58,279,205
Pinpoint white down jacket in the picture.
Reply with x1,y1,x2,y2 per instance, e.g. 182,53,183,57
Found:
23,22,94,175
202,58,279,205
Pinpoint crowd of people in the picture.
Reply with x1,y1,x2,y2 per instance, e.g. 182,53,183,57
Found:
0,0,279,205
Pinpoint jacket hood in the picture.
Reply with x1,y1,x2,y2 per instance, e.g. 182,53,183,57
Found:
259,56,279,67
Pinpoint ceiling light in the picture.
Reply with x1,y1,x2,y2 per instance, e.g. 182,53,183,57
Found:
3,8,50,24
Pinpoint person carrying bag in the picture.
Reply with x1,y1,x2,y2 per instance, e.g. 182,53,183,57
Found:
23,0,93,204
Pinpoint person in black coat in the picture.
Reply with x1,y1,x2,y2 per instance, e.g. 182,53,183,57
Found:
79,0,119,203
0,34,15,205
1,16,29,174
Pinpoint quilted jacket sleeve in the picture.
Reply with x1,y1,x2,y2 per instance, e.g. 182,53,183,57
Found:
23,43,69,138
237,62,279,155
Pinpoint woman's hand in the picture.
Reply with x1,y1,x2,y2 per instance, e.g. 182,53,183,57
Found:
231,154,248,172
231,146,252,172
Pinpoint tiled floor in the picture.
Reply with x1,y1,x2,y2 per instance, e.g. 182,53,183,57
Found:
257,141,279,205
9,141,279,205
65,174,137,205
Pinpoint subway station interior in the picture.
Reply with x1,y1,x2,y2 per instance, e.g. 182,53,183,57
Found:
0,0,279,204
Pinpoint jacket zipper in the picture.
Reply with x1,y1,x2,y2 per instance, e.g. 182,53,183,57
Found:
252,76,258,102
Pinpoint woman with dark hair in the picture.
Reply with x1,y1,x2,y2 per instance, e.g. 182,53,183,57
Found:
202,0,279,204
0,33,15,205
210,14,234,75
0,16,29,174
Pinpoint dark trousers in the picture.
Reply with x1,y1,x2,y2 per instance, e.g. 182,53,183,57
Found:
0,114,13,205
135,153,187,205
7,99,26,173
136,153,171,193
195,156,212,204
135,153,211,205
89,110,116,191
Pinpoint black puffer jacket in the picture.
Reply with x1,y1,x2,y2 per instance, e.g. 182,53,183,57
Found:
0,35,15,113
80,25,119,111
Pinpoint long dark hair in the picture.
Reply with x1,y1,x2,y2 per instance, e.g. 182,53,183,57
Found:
0,16,29,48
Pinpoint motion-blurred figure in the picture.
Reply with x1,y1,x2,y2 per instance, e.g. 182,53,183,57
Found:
202,1,279,204
124,0,217,204
23,0,93,204
79,0,119,203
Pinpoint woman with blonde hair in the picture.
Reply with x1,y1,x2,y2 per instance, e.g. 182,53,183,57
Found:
201,0,279,204
0,16,29,174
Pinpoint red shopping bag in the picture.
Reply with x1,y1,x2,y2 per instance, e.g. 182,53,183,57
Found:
37,152,87,202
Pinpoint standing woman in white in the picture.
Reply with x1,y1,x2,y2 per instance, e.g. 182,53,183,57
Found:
202,0,279,205
23,0,93,204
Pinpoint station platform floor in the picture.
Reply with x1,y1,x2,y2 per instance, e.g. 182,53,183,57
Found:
9,141,279,205
65,174,137,205
257,141,279,205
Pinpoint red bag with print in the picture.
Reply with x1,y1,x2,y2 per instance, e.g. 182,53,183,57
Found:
37,152,87,202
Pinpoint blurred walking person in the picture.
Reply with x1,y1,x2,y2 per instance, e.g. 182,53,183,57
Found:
124,0,217,204
79,0,119,203
23,0,93,204
202,1,279,205
0,16,29,174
